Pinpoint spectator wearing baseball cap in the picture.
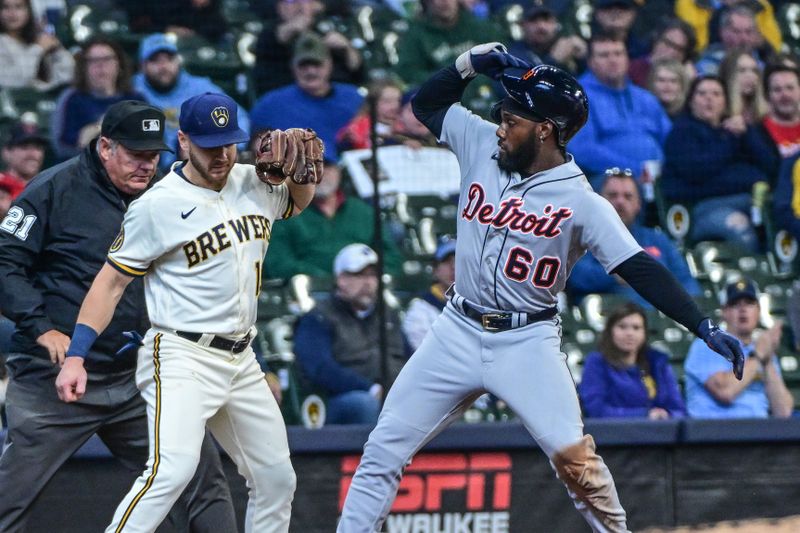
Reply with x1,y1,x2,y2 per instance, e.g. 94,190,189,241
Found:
684,277,794,419
293,243,411,425
252,0,365,95
0,120,49,199
133,33,251,171
403,238,456,351
508,2,587,74
592,0,648,59
251,33,363,163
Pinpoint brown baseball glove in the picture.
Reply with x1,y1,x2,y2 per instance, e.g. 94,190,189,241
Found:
255,128,325,185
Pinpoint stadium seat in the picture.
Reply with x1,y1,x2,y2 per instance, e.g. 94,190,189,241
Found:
689,241,754,287
560,342,585,382
68,4,140,58
257,279,292,321
579,293,630,332
351,5,409,74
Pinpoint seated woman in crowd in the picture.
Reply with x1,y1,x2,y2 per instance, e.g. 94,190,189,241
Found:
718,48,768,128
336,79,403,151
337,84,440,152
647,59,691,118
51,37,144,160
579,303,686,419
660,75,778,252
0,0,73,91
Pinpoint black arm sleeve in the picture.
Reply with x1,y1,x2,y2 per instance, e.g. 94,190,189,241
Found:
612,251,708,335
411,65,472,139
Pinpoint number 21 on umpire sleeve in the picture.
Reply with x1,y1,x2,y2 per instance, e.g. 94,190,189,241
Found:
503,246,560,288
0,206,37,241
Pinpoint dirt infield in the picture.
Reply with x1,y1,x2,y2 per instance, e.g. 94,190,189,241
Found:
642,515,800,532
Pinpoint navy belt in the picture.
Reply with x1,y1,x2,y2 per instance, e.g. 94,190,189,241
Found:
175,331,252,353
460,301,558,332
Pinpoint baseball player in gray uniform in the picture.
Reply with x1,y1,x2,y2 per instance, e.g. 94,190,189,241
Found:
337,43,745,533
55,93,318,532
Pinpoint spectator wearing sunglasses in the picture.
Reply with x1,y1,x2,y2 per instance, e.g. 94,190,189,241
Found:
629,19,697,88
567,167,699,307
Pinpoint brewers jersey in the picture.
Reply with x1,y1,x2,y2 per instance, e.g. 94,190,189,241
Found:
107,163,293,335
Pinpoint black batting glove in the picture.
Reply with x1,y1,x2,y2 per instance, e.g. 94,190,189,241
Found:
455,42,531,80
697,318,745,380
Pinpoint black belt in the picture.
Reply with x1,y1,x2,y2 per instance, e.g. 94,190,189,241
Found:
460,302,558,332
175,331,252,353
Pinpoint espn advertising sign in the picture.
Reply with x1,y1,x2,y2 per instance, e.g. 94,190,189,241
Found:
339,452,512,533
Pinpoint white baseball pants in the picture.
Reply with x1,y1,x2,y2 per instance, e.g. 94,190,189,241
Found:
106,329,295,533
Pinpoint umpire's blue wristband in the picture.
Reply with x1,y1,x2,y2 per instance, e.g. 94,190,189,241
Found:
66,323,99,359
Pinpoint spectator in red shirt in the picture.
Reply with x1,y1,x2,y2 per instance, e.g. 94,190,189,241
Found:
336,79,403,152
0,175,16,218
762,63,800,160
0,120,47,198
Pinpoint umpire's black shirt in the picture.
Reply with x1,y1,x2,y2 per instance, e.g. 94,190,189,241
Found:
0,141,148,400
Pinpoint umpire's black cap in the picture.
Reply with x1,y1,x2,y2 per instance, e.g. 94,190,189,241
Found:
101,101,172,152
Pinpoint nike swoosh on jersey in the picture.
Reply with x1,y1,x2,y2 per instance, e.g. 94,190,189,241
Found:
181,207,197,219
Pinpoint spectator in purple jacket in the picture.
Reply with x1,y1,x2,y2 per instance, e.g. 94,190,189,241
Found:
579,303,686,419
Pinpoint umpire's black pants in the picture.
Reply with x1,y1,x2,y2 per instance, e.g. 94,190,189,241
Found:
0,377,237,533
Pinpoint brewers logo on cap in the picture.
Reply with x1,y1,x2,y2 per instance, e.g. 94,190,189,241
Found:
211,107,229,127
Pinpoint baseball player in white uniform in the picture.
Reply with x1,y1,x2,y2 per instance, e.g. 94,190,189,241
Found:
337,44,745,533
56,93,317,532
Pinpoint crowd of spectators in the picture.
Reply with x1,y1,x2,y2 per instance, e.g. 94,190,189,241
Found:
1,0,800,426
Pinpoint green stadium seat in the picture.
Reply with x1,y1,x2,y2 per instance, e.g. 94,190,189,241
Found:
257,279,291,321
579,293,630,332
351,5,409,73
221,0,259,30
560,342,585,382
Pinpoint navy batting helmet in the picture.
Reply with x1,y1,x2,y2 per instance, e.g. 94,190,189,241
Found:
490,65,589,147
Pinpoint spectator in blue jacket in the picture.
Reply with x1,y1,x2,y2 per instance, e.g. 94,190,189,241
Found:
579,302,686,419
250,32,363,163
660,75,778,252
569,33,672,189
133,33,250,170
293,244,410,425
51,37,144,160
774,152,800,241
568,168,700,307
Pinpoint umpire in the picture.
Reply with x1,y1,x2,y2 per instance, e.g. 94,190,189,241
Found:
0,101,237,532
